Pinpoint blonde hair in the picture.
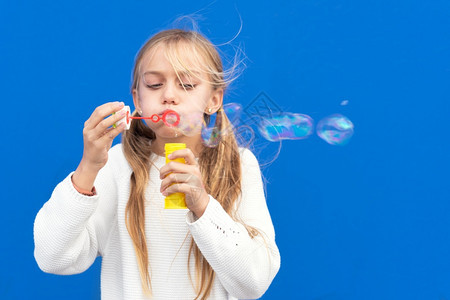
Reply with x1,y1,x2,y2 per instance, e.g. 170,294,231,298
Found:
122,29,257,299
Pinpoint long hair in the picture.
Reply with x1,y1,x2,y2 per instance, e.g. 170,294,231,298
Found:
122,29,252,299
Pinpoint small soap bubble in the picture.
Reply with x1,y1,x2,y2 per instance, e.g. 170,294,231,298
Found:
201,111,221,147
316,114,354,145
200,103,241,147
340,100,349,106
257,113,314,142
201,126,221,147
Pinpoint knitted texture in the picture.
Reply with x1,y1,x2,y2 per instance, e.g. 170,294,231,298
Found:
34,144,280,299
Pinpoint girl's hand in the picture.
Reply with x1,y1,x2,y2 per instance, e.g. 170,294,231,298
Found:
73,102,127,191
159,148,210,218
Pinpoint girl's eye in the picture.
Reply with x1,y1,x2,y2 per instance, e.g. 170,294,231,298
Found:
181,83,196,89
146,83,162,89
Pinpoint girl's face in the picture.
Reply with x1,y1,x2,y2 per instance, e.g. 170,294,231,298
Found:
132,44,222,139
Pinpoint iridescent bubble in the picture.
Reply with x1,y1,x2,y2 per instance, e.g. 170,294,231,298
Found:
340,100,349,106
316,114,354,145
257,113,314,142
201,126,221,147
201,111,220,147
199,103,242,147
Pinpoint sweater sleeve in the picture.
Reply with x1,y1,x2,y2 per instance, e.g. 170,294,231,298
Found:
186,148,281,299
34,147,120,275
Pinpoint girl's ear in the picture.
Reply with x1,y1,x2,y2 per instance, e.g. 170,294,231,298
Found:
132,89,141,113
206,88,224,114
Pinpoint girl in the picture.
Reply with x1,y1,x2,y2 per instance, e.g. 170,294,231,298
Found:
34,28,280,299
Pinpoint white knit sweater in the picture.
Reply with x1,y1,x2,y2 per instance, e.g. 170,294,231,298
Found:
34,144,280,299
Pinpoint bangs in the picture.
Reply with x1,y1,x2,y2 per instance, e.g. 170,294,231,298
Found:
164,38,225,90
165,40,206,81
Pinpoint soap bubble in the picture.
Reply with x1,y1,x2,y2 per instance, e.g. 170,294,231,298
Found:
316,114,354,145
257,113,314,142
200,103,242,147
201,111,220,147
201,126,221,147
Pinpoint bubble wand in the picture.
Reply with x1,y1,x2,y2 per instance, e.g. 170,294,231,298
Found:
113,105,180,129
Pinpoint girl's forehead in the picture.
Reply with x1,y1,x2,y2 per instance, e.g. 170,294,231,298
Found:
140,43,206,76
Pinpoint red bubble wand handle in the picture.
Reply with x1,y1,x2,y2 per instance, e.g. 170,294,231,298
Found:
113,106,180,129
128,110,180,127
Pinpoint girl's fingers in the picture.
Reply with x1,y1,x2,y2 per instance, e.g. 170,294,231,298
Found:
159,161,198,180
162,183,190,195
162,183,208,210
159,147,206,207
162,182,202,197
159,148,198,178
166,148,198,165
99,121,126,142
84,101,124,131
160,173,197,193
91,109,127,139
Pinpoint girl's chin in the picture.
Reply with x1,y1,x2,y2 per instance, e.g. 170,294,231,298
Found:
151,126,186,139
157,133,182,139
153,128,179,138
148,121,202,139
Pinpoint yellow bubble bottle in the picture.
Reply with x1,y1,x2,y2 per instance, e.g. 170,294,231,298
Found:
164,143,187,209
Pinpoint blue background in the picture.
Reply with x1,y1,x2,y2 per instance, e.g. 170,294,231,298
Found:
1,0,449,299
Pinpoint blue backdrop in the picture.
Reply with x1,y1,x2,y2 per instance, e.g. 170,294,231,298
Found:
1,0,449,299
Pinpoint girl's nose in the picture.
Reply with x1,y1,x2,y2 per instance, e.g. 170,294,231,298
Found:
162,84,178,105
163,97,176,105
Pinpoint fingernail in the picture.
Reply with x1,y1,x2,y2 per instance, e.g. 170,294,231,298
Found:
168,154,173,159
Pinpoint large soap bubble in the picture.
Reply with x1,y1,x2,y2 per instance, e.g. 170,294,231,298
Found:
316,114,354,145
257,113,314,142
